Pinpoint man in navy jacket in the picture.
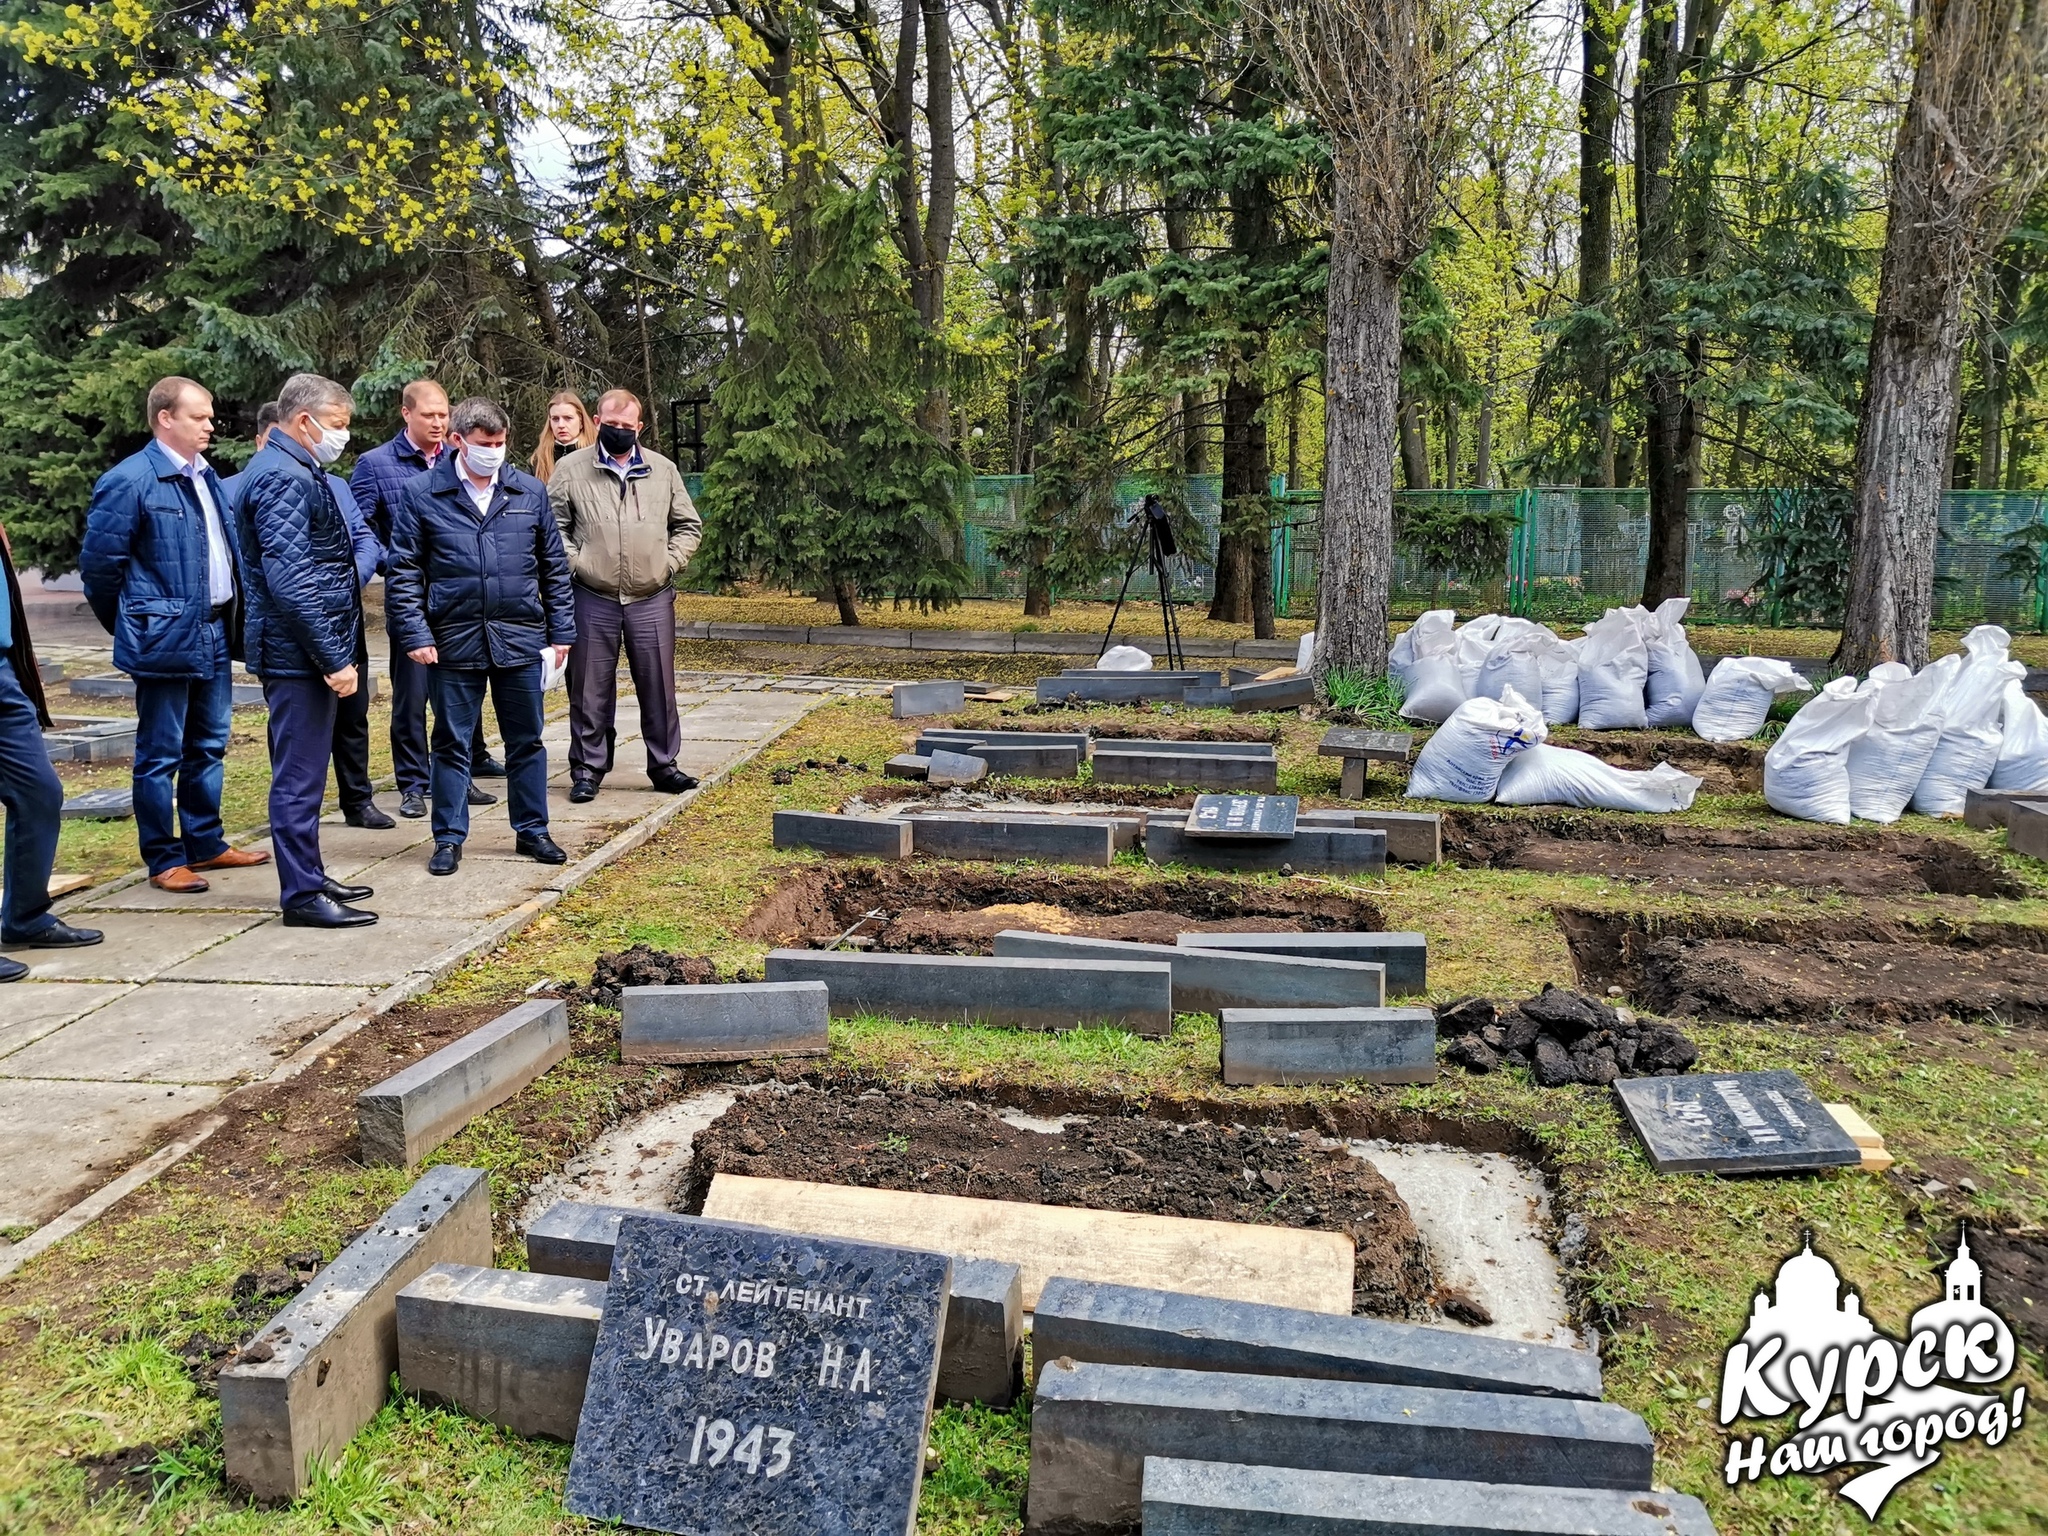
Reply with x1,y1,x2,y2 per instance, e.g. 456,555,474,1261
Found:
348,379,499,818
386,396,575,876
235,373,378,928
81,377,272,893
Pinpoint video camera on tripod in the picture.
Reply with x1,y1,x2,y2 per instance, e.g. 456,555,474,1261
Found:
1097,493,1186,672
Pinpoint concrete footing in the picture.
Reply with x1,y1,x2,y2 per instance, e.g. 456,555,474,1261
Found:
396,1263,605,1441
763,949,1174,1033
356,1000,570,1167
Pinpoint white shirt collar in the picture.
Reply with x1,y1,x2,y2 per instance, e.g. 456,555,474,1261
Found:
156,440,210,478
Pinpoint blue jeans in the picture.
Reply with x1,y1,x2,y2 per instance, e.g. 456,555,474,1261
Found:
429,663,549,844
0,655,65,939
132,619,232,876
264,676,338,909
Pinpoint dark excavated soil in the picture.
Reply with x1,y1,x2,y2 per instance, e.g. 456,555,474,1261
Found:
1560,731,1767,795
1557,908,2048,1024
1449,813,2020,898
685,1085,1437,1318
1973,1230,2048,1356
740,865,1385,951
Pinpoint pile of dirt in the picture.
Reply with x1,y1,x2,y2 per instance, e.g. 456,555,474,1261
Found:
768,755,872,786
1436,986,1698,1086
575,945,721,1009
686,1085,1436,1318
739,864,1384,949
1446,813,2019,898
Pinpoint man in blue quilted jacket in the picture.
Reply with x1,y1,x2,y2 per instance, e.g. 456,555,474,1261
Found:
386,396,576,877
81,377,272,894
235,373,379,929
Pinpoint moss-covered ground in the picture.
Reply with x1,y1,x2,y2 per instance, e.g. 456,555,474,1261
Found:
1,686,2043,1534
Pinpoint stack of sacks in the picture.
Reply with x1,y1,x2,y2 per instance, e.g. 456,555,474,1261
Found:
1403,686,1703,811
1574,598,1706,730
1390,611,1581,725
1691,658,1812,742
1765,626,2041,824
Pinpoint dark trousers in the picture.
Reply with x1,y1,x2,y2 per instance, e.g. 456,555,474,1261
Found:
568,584,680,778
429,663,548,844
264,676,338,910
389,639,488,794
0,655,64,940
332,636,374,812
133,618,232,876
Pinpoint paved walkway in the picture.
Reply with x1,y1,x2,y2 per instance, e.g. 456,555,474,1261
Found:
0,672,852,1263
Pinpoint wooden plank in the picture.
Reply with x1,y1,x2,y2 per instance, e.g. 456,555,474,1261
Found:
1823,1103,1883,1149
700,1174,1356,1315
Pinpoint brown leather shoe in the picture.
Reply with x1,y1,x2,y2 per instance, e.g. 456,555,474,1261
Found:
192,846,271,871
150,866,211,893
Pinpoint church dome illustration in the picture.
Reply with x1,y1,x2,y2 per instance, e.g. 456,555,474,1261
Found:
1908,1229,2014,1383
1741,1237,1877,1402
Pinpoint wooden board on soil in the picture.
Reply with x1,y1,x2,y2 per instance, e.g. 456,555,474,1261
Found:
702,1174,1356,1314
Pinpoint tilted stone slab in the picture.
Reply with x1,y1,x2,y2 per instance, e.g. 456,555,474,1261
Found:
1963,787,2048,828
892,679,967,717
1179,686,1235,707
357,1000,570,1167
771,809,913,859
524,1201,1026,1408
621,980,830,1064
1033,1279,1599,1400
939,1258,1025,1407
396,1263,604,1441
884,753,931,780
918,728,1093,751
1036,674,1212,704
1140,1459,1717,1536
1025,1361,1655,1533
991,930,1384,1011
906,814,1117,867
2012,801,2048,859
927,749,991,786
1219,1007,1437,1085
1145,818,1386,877
1177,931,1427,995
1093,750,1279,791
763,949,1173,1033
962,741,1085,778
1094,738,1275,758
220,1166,492,1500
1231,675,1316,712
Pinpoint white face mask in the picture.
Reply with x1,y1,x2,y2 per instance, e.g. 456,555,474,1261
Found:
311,422,351,465
463,443,507,477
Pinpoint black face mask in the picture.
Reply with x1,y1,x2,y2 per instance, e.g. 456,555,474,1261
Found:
597,422,638,457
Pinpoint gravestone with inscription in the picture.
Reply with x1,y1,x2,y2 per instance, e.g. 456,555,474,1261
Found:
565,1214,951,1536
1613,1069,1862,1174
1185,793,1298,841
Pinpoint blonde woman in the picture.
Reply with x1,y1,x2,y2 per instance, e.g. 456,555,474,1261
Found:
531,390,595,481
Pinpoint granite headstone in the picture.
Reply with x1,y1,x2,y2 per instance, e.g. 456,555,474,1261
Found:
1614,1069,1862,1174
564,1213,951,1536
1184,793,1298,842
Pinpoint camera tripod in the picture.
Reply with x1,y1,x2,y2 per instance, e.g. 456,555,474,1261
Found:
1096,494,1185,672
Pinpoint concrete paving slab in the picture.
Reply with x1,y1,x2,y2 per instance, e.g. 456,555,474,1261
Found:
356,860,554,919
0,911,266,981
0,982,374,1084
0,982,135,1059
0,1078,223,1228
161,918,479,986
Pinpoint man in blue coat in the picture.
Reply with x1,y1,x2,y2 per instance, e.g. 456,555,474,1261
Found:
348,379,500,819
235,373,378,928
226,402,390,829
386,396,575,876
81,377,272,893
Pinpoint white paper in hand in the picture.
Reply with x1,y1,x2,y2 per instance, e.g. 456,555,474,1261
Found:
538,646,568,690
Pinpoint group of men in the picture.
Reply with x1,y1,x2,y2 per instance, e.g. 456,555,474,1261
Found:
0,373,702,978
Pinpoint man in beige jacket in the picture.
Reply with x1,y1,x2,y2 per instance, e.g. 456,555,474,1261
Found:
548,388,702,800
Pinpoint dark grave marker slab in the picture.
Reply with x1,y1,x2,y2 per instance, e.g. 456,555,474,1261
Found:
1185,793,1298,842
1613,1069,1861,1174
61,786,134,820
565,1214,950,1536
1316,728,1414,762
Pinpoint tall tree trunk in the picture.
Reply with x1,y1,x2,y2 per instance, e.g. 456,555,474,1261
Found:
1474,346,1497,487
1315,166,1400,681
1975,254,2021,488
1443,399,1462,488
832,579,861,627
1577,0,1620,486
1397,397,1432,489
1840,0,2048,670
919,0,957,438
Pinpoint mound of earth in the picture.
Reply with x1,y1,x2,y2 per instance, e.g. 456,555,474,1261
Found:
1436,987,1698,1086
686,1086,1435,1318
577,945,720,1009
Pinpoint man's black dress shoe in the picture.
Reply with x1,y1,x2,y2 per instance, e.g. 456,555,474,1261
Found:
474,754,507,777
0,955,25,982
320,876,375,903
568,775,599,804
649,766,699,794
516,832,568,865
398,791,428,819
282,895,378,928
466,784,498,806
2,918,104,948
344,803,397,830
428,842,462,876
